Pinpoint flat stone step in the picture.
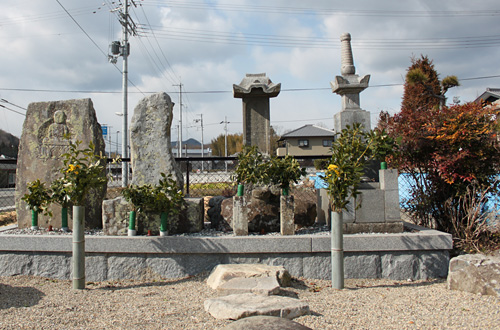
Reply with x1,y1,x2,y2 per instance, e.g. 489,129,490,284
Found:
207,264,291,292
217,276,280,295
221,315,312,330
204,293,309,320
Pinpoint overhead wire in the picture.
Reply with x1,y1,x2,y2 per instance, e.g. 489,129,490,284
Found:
142,24,500,50
140,1,500,18
136,3,180,85
0,104,26,116
0,73,499,95
55,0,145,96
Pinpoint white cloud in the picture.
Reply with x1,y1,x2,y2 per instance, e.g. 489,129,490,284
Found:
0,0,498,143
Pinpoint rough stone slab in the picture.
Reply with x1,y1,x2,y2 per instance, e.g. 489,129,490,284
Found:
419,251,450,280
0,252,34,276
448,254,500,297
344,253,381,279
207,264,291,290
130,92,183,187
85,254,108,282
303,254,331,280
221,315,312,330
381,253,419,280
204,293,309,320
217,276,281,296
31,253,70,279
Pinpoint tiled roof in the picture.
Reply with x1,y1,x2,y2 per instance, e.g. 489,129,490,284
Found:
474,87,500,104
281,124,335,138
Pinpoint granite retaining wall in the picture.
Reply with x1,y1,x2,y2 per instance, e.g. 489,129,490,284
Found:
0,223,452,281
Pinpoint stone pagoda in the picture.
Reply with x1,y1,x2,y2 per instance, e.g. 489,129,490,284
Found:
331,33,371,132
233,73,281,154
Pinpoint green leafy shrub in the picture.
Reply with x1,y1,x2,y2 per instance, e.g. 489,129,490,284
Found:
323,124,377,212
21,179,52,216
268,155,306,191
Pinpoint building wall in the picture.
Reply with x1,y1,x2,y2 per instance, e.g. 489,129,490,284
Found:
276,137,333,156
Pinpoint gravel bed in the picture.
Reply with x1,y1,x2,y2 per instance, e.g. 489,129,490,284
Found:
0,223,417,237
1,274,499,329
0,224,333,237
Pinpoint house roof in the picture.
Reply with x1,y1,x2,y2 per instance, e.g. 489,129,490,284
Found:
474,88,500,104
280,124,335,139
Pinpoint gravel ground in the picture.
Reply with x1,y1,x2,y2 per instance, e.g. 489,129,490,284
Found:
1,275,499,330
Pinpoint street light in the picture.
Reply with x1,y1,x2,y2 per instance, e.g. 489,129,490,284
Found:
115,130,120,157
115,112,128,186
220,116,229,172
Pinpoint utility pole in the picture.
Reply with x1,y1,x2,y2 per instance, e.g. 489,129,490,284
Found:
194,114,204,171
109,0,137,187
173,81,183,157
220,116,229,172
121,0,129,187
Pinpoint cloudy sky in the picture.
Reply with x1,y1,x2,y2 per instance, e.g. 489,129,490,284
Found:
1,0,499,154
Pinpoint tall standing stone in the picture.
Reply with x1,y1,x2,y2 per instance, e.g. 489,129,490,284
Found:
233,73,281,154
331,33,371,132
130,92,183,187
15,98,106,229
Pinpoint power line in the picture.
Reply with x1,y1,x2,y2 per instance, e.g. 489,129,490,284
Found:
141,1,500,18
0,99,27,111
54,0,108,58
0,73,498,95
0,104,26,116
141,24,500,50
55,0,145,97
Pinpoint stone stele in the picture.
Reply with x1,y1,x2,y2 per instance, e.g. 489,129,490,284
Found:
130,92,183,187
15,98,107,229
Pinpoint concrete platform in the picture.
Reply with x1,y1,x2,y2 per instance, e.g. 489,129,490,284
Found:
0,223,452,281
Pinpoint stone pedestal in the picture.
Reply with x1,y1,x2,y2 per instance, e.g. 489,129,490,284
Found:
316,170,403,233
233,196,248,236
102,197,204,235
280,195,295,235
233,73,280,154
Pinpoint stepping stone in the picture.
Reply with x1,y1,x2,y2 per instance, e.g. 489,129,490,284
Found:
217,276,280,296
207,264,291,292
221,315,312,330
204,293,309,320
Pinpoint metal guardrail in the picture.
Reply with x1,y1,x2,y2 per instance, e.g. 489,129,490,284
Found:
0,156,330,211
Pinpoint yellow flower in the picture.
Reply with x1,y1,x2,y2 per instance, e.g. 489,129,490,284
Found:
328,164,340,176
66,164,81,173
